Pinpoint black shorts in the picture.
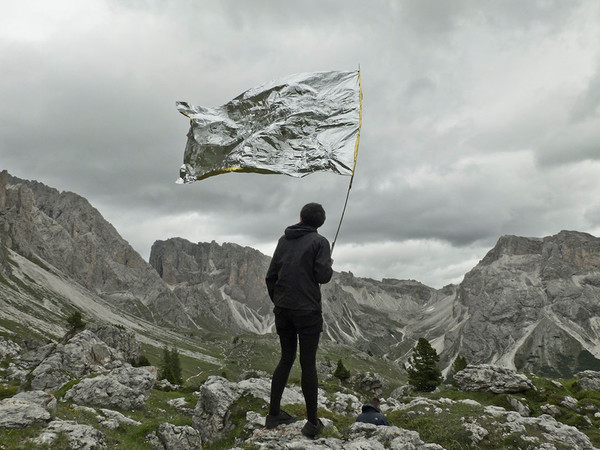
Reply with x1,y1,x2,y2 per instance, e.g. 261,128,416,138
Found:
274,307,323,336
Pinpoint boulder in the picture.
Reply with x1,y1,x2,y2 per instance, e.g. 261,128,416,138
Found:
167,397,195,416
575,370,600,391
97,408,142,429
13,390,57,412
146,423,203,450
453,365,535,393
87,323,141,363
192,376,321,445
351,372,384,396
329,392,362,415
64,366,156,409
0,397,51,428
29,330,126,391
32,419,106,449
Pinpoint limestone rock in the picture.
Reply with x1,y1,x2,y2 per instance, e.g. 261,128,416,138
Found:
453,364,535,393
506,395,531,417
540,404,561,417
64,366,156,409
146,423,203,450
13,390,57,412
0,397,51,428
192,375,325,445
32,419,106,449
329,392,362,416
0,336,21,360
167,397,195,416
351,372,384,396
87,323,141,363
29,330,126,392
575,370,600,391
97,408,142,429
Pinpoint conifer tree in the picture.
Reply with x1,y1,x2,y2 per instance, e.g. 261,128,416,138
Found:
159,346,183,385
334,359,351,381
405,338,442,392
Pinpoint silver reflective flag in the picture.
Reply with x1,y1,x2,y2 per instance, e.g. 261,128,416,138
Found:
176,70,362,182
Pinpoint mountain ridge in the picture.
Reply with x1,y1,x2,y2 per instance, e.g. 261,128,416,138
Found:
2,170,600,377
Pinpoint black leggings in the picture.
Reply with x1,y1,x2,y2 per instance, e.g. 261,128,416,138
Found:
269,331,321,424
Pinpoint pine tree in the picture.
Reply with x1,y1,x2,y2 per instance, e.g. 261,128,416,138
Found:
66,311,85,331
452,355,467,374
168,347,183,385
334,359,351,381
159,346,182,385
405,338,442,392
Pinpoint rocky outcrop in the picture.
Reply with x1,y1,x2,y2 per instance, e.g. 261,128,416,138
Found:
32,419,106,449
29,330,127,391
240,419,437,450
192,375,299,445
86,323,141,363
146,423,203,450
453,365,536,393
0,396,51,428
64,366,157,409
575,370,600,391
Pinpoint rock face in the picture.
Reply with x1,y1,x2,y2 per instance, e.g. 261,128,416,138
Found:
0,173,189,327
439,231,600,377
453,365,536,393
149,237,445,355
64,366,157,409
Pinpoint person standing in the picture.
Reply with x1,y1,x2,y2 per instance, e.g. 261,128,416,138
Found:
264,202,333,438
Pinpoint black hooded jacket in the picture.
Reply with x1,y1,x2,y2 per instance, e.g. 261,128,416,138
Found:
265,223,333,311
356,403,389,426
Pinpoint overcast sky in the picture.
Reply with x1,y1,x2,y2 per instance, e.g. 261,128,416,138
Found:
2,0,600,288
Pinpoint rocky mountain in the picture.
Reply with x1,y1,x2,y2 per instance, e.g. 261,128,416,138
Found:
2,170,600,378
149,237,446,355
434,231,600,377
0,171,189,328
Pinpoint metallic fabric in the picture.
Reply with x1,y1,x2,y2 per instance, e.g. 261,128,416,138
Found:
176,70,361,183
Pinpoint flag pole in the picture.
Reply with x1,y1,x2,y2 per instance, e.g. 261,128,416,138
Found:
331,68,362,256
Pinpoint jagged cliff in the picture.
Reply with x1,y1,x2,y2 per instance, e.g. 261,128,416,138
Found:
0,171,189,328
435,231,600,377
149,237,447,355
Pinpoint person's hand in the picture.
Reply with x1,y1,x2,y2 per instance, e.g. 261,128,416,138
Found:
330,258,334,265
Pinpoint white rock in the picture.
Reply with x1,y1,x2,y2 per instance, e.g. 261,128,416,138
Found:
32,419,106,449
0,397,51,428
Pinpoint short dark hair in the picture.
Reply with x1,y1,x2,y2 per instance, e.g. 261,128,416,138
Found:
300,203,326,228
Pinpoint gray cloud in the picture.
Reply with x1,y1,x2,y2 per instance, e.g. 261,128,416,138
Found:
2,0,600,288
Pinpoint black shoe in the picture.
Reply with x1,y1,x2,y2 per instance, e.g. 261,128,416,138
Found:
265,410,297,429
301,419,324,438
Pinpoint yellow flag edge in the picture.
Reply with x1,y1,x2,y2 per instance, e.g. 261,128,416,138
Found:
352,69,362,176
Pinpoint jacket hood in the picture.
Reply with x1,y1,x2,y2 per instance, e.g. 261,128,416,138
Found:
284,223,317,240
361,403,381,413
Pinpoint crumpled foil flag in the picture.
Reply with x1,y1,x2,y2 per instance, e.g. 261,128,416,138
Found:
176,70,362,183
